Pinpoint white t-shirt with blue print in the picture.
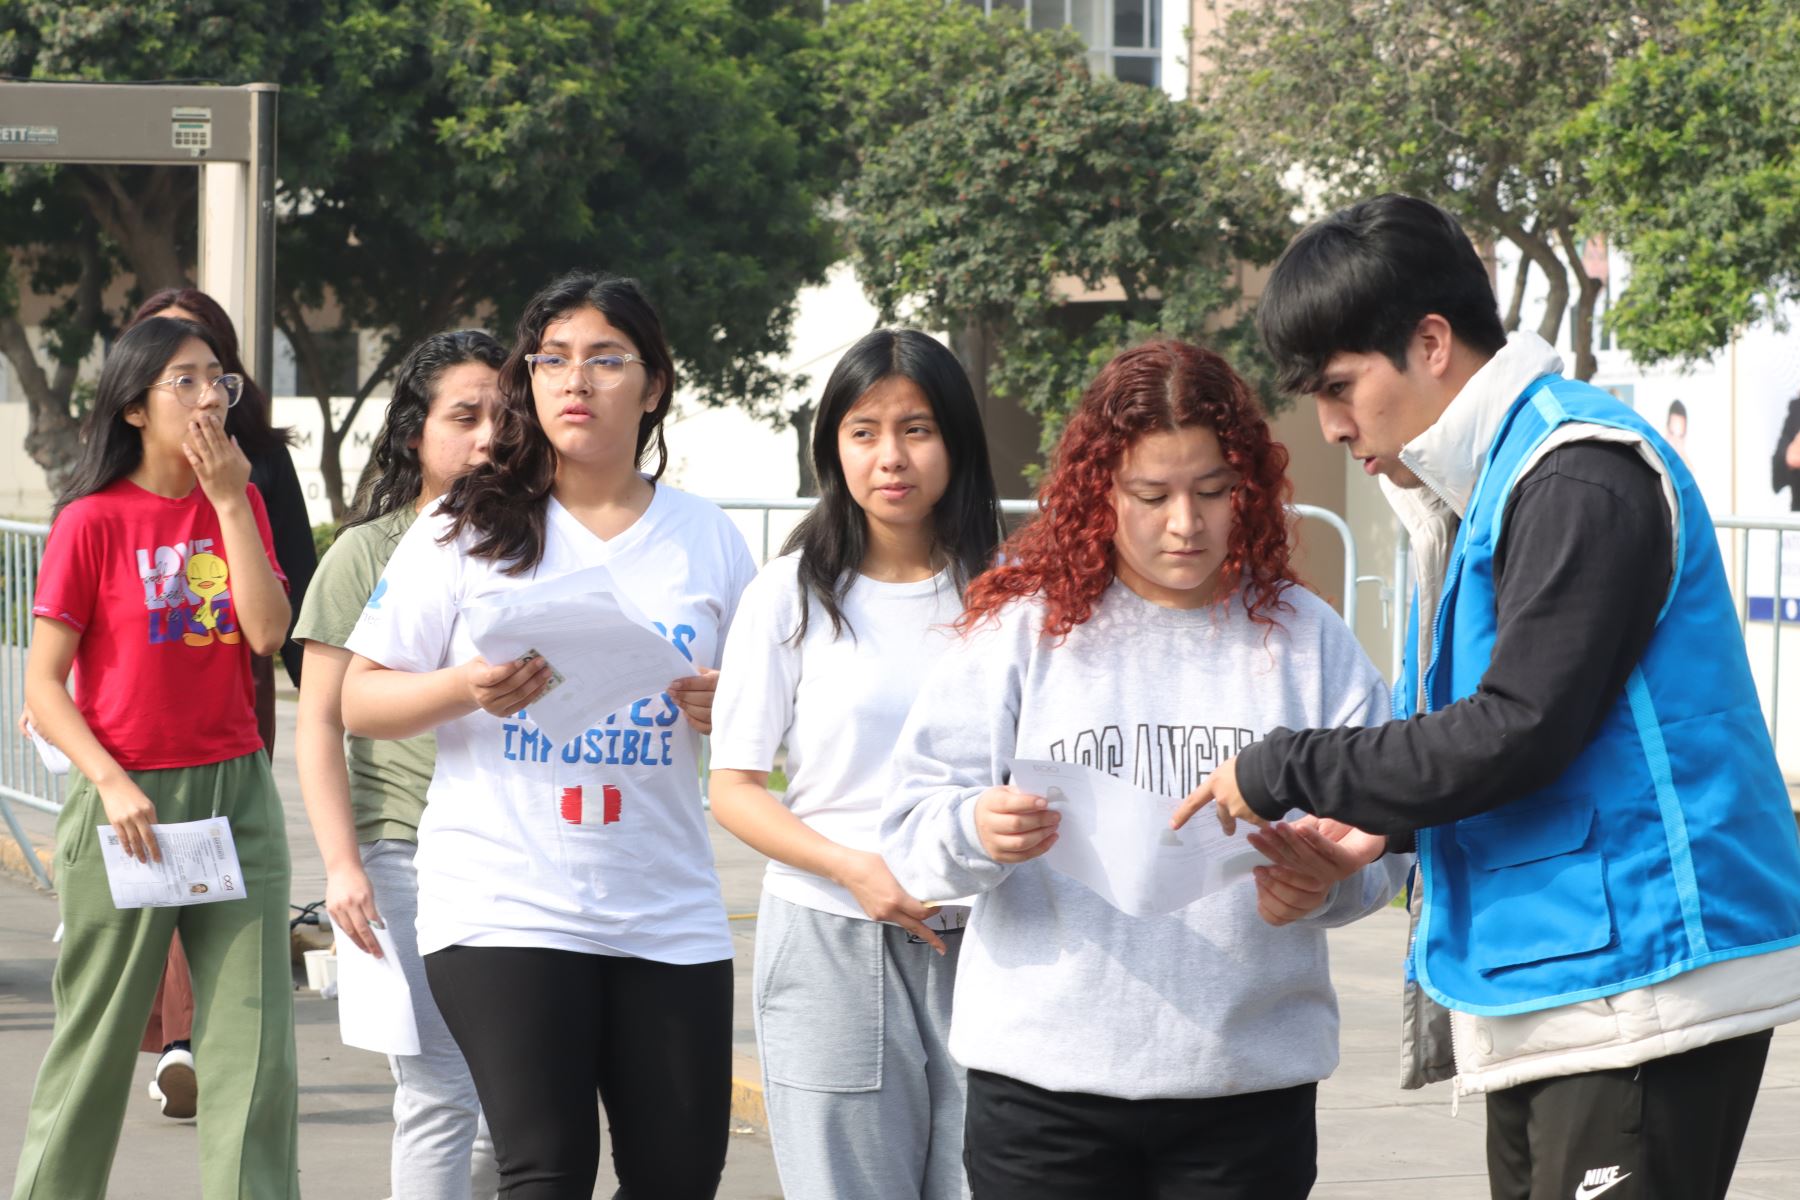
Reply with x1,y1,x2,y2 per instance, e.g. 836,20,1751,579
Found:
346,485,756,964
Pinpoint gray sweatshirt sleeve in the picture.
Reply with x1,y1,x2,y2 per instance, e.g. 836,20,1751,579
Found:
1296,648,1415,929
880,605,1033,902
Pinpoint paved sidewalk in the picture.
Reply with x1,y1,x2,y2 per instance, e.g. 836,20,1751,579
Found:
2,697,1796,1196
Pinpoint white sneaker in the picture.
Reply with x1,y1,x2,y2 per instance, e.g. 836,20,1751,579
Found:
148,1047,197,1119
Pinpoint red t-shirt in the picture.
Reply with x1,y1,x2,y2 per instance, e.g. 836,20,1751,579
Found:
32,478,287,770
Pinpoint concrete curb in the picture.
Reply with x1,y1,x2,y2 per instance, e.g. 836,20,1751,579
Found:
730,1053,766,1131
3,786,783,1133
0,829,54,891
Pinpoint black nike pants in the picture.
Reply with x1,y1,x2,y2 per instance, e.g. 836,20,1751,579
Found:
1484,1028,1771,1200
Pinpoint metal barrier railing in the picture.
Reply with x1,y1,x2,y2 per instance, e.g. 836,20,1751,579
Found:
2,518,56,888
1389,517,1800,810
0,500,1362,880
1716,516,1800,752
10,498,1796,870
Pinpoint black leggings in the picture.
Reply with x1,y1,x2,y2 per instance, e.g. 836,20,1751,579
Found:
425,945,733,1200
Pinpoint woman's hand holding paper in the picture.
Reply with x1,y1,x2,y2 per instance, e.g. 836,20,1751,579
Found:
667,667,718,734
463,654,553,719
974,785,1060,863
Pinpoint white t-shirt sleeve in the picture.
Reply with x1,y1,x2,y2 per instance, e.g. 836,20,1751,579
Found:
714,517,759,650
344,508,462,673
709,560,802,773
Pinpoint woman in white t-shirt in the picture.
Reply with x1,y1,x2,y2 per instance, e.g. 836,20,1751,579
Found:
708,329,1003,1200
339,272,755,1200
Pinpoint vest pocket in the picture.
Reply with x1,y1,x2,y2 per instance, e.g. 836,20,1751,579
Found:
1455,794,1614,975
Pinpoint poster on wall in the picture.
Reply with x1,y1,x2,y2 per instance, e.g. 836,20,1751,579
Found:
1736,316,1800,622
1590,303,1800,623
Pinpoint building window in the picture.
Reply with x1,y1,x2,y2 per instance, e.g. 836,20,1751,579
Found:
823,0,1026,10
821,1,1161,88
1031,0,1160,87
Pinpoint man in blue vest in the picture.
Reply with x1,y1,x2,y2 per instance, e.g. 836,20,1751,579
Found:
1175,194,1800,1199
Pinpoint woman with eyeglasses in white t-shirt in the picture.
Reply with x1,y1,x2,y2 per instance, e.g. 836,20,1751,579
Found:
340,272,755,1200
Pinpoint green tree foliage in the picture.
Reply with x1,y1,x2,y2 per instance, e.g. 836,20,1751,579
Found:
1576,0,1800,363
2,0,838,514
1201,0,1672,382
827,3,1294,453
278,0,837,514
0,0,300,485
812,0,1086,168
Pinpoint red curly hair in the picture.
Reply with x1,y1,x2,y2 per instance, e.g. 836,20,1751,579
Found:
961,340,1296,641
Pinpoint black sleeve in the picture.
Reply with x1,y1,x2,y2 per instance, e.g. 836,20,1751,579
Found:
1236,441,1672,835
250,442,319,687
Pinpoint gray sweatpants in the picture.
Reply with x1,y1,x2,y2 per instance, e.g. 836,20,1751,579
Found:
360,839,500,1200
754,893,968,1200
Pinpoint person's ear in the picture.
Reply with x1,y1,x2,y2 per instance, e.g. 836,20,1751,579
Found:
1412,315,1456,380
123,400,148,430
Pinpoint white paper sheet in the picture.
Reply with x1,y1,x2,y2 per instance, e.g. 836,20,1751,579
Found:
27,723,70,775
462,564,698,747
97,816,249,909
336,924,421,1056
1007,758,1266,917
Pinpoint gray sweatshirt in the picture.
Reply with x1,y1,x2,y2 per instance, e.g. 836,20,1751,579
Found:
880,581,1411,1100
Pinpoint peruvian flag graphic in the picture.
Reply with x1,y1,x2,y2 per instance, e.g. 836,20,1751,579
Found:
559,785,622,826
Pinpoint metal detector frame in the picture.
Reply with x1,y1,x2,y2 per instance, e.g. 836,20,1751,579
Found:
0,81,278,381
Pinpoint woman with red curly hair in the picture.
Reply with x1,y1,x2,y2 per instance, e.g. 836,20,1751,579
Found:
879,340,1408,1198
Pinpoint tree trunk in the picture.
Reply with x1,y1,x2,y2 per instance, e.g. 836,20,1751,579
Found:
1556,227,1605,382
1515,233,1567,347
72,166,193,291
791,400,817,497
278,297,352,520
1481,200,1569,349
1503,253,1531,334
318,422,349,522
0,313,83,493
5,224,106,493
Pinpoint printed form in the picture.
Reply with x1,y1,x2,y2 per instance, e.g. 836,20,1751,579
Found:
97,816,247,909
1008,758,1266,916
337,924,421,1056
462,563,697,747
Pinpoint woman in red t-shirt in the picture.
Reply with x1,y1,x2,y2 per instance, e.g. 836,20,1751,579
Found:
12,316,301,1200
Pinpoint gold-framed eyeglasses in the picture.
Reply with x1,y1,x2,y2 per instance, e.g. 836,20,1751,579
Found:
151,372,245,408
525,353,643,391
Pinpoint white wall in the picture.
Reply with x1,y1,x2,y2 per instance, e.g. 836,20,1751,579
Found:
0,405,54,521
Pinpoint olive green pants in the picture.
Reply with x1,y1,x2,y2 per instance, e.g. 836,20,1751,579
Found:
11,752,300,1199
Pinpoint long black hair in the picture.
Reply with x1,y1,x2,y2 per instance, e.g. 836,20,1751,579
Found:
343,329,507,532
439,272,676,574
129,288,290,458
54,316,222,517
786,328,1003,639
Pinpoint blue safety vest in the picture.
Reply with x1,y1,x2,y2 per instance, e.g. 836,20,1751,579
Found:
1399,374,1800,1016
